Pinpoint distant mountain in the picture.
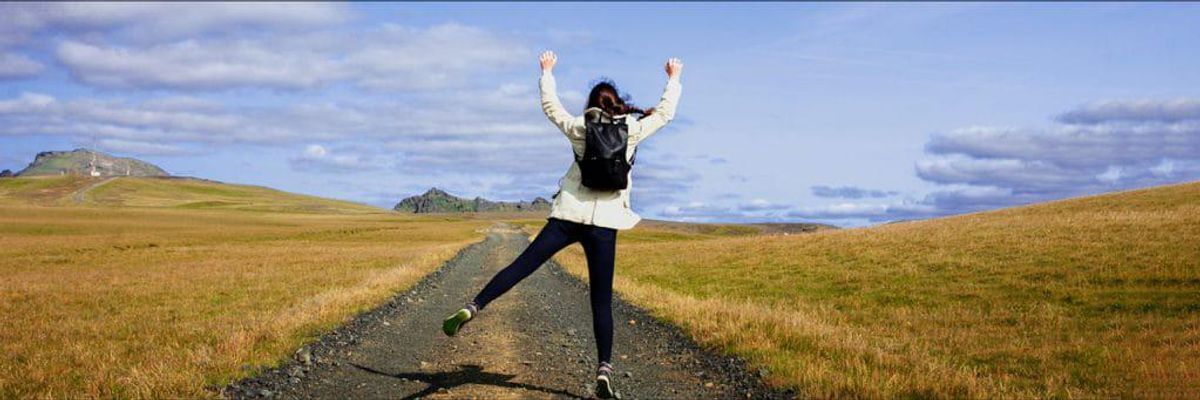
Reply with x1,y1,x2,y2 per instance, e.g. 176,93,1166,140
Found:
394,188,551,213
15,149,168,177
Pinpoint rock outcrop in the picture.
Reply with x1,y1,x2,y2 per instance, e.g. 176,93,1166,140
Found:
394,188,551,213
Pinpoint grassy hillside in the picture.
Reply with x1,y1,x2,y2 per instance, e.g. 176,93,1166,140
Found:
0,205,489,398
553,181,1200,398
0,175,383,214
0,174,496,397
0,175,99,205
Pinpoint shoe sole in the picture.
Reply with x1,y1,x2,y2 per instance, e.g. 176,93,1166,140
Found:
442,309,471,336
595,375,619,399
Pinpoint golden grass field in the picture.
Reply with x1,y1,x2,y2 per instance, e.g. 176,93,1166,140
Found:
551,181,1200,398
0,176,492,398
6,174,1198,398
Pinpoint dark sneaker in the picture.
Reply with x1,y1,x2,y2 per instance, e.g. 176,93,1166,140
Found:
595,362,621,399
442,303,476,336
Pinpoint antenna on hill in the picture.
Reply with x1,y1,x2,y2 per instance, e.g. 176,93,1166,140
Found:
88,136,101,177
90,153,100,177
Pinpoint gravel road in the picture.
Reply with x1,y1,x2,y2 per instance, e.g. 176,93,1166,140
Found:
225,223,791,399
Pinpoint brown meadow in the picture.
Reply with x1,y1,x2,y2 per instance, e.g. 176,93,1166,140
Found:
5,175,1198,398
0,177,492,398
551,181,1200,398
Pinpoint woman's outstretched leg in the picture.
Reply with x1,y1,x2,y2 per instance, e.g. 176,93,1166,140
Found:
580,225,618,398
473,218,576,309
443,218,576,336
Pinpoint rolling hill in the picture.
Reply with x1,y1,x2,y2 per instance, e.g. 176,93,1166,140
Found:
551,180,1200,398
0,175,385,214
16,148,169,177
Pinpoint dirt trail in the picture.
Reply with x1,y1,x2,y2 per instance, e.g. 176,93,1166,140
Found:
68,176,115,204
226,224,789,399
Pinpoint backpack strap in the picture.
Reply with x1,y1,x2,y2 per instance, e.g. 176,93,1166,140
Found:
616,117,635,165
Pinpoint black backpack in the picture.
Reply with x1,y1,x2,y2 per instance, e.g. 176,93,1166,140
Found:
577,115,635,191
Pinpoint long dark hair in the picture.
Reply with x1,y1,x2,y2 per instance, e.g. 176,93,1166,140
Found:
586,79,655,120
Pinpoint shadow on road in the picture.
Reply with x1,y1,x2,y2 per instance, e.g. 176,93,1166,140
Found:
351,363,581,399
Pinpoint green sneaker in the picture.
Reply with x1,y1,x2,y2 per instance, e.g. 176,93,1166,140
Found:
442,306,475,336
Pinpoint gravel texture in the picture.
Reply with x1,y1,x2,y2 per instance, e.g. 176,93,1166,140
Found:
224,224,793,399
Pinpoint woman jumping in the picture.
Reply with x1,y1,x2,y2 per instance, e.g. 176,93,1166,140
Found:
441,50,683,399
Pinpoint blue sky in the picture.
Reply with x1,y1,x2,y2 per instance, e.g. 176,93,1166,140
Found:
2,3,1198,226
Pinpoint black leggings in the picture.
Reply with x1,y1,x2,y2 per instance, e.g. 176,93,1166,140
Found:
473,217,617,364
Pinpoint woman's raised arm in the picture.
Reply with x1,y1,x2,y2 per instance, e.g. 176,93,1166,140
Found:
634,57,684,143
538,51,582,137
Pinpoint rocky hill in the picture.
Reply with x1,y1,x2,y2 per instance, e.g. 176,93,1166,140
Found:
394,187,551,213
15,149,168,177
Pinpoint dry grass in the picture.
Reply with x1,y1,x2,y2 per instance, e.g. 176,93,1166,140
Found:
0,176,383,214
553,182,1200,398
82,177,384,214
0,175,98,205
0,202,488,398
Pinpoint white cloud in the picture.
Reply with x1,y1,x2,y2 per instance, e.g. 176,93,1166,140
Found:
0,52,43,79
657,197,801,222
738,198,791,211
1,3,527,91
290,144,381,173
96,139,190,156
304,144,328,158
0,81,554,147
661,201,728,219
789,202,890,219
57,39,337,90
810,185,898,199
915,155,1093,193
386,138,563,176
53,22,528,91
344,23,529,90
629,153,702,209
0,3,350,47
0,92,55,112
1057,99,1200,124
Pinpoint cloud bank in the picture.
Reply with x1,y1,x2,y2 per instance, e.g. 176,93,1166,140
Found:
654,99,1200,225
55,24,527,91
798,99,1200,222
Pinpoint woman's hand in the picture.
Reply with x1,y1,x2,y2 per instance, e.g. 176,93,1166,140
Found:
540,51,557,73
665,57,683,80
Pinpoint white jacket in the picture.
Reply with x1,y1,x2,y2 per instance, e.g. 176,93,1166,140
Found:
540,72,682,230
